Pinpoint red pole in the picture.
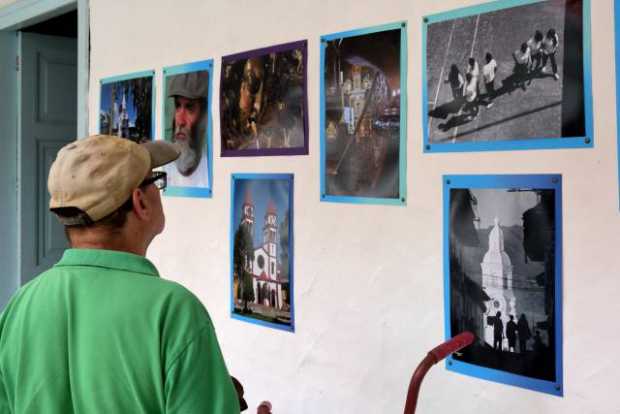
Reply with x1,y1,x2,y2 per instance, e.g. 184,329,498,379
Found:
403,332,474,414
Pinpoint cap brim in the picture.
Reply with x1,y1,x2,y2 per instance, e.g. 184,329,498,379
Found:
141,140,180,169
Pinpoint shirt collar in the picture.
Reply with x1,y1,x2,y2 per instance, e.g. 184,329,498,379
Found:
55,248,160,277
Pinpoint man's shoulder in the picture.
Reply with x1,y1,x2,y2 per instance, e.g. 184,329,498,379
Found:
2,267,52,308
22,264,205,316
153,278,212,323
145,276,206,310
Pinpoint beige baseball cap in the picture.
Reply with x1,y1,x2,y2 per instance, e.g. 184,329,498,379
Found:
48,135,180,225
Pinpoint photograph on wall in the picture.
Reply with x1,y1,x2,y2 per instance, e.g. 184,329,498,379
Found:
424,0,592,152
162,61,213,198
230,174,294,332
320,22,407,205
99,71,155,142
444,175,563,395
220,41,308,157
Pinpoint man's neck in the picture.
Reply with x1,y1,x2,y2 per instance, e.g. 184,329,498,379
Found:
70,239,147,256
68,228,149,257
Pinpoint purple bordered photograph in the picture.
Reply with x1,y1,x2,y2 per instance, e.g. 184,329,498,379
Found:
323,26,404,199
445,175,563,395
230,174,294,332
425,0,592,152
220,41,308,157
100,72,154,142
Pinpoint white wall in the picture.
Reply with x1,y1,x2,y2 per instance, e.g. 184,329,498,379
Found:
88,1,620,413
0,0,17,8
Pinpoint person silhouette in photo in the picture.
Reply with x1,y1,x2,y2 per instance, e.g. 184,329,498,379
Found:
463,72,479,122
517,313,532,353
506,315,518,353
481,52,498,108
541,28,560,80
534,330,545,353
512,42,531,91
437,72,479,131
430,65,464,121
527,30,544,73
493,311,504,351
466,58,480,83
446,64,465,104
466,57,480,97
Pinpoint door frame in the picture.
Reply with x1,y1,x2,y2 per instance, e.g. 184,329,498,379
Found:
0,30,18,310
0,0,89,137
0,0,89,306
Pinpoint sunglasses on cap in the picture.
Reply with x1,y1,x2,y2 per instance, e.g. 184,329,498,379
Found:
140,171,167,191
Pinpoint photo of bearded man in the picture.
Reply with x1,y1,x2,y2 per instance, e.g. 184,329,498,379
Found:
163,69,212,193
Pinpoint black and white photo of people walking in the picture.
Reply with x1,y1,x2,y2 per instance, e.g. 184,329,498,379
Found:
426,0,587,144
440,27,560,126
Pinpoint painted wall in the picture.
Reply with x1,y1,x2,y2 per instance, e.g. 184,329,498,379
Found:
88,0,620,413
0,31,18,311
0,0,18,8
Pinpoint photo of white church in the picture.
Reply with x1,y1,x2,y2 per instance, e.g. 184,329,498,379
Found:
99,74,153,142
231,174,294,331
448,182,559,383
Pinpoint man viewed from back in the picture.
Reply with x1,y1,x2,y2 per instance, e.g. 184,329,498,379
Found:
0,135,239,413
166,71,210,188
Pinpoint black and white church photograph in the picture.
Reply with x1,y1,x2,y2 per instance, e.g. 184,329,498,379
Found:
425,0,590,150
446,176,561,387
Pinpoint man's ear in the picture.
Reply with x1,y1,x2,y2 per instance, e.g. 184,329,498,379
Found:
131,188,150,221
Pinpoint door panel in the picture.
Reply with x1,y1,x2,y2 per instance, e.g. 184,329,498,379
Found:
37,140,69,262
37,51,77,124
19,32,76,285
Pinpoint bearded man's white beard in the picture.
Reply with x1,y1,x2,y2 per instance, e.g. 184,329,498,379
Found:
175,131,201,176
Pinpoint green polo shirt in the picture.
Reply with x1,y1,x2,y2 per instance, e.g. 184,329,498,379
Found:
0,249,239,413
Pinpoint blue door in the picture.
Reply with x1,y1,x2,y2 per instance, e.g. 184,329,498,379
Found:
18,32,77,285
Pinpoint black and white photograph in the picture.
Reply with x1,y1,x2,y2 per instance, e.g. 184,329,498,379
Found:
447,178,561,388
425,0,589,149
